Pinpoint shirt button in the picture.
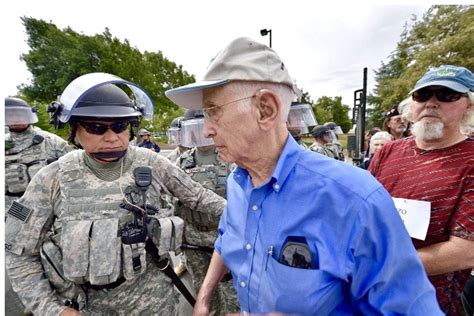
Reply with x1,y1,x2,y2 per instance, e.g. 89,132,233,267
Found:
245,243,252,251
252,205,258,211
240,281,247,288
273,184,280,191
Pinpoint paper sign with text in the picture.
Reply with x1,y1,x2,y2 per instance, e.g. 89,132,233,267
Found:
392,198,431,240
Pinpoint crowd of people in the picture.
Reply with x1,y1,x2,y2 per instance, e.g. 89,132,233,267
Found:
4,37,473,316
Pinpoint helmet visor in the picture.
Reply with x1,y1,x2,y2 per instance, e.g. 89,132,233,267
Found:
287,104,317,130
180,118,214,148
58,72,154,122
5,106,38,125
334,126,343,135
167,127,182,145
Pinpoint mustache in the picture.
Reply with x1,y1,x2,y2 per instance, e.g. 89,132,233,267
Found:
420,110,441,119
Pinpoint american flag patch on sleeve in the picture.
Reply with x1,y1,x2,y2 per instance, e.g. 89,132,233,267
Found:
7,201,33,223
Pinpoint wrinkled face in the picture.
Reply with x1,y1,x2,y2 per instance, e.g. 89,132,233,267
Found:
411,86,472,140
387,115,407,133
202,85,259,164
370,139,390,155
75,120,130,162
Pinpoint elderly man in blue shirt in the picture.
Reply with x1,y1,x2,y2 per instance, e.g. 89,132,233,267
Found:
166,37,442,315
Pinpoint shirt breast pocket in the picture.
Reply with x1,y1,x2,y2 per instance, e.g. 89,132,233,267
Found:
259,254,345,315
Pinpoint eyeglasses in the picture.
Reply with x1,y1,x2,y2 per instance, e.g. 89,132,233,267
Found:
78,121,130,135
203,95,256,122
412,88,468,103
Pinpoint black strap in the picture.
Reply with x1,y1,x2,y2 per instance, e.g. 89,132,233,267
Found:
182,242,214,254
84,277,126,291
145,239,196,307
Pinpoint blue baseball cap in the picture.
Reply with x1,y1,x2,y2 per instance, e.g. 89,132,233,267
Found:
410,65,474,94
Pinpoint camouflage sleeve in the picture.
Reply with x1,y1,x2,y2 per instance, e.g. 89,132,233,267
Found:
5,163,68,315
46,132,74,158
153,155,226,218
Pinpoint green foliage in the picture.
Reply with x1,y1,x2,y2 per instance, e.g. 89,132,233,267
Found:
18,17,195,134
314,96,352,132
368,5,474,129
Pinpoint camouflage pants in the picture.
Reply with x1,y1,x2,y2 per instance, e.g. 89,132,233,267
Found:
84,262,178,315
184,224,240,315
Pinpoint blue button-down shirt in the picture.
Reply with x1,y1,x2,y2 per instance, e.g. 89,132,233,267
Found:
215,135,442,315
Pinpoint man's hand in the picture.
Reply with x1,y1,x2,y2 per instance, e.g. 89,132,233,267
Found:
60,307,83,316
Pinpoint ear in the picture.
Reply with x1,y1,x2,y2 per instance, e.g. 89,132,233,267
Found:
255,89,281,131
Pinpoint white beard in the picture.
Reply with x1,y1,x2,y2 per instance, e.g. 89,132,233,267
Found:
411,120,444,141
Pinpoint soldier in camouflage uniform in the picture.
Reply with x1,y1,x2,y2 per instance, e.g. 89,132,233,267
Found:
324,122,345,161
5,97,73,316
166,116,189,165
177,109,240,315
5,97,73,209
309,125,338,159
287,102,317,149
5,73,225,316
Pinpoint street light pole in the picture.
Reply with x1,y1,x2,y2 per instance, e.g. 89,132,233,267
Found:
260,28,272,48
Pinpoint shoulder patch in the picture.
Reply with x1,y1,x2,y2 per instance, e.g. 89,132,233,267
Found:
7,201,33,223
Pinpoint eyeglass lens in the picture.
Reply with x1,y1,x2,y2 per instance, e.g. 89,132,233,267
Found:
80,121,129,135
412,88,466,103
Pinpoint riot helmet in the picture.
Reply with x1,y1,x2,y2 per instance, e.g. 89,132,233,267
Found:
5,97,38,126
138,128,151,136
311,125,331,139
167,116,184,145
48,73,154,161
287,102,317,135
324,122,343,135
181,109,214,148
48,72,153,128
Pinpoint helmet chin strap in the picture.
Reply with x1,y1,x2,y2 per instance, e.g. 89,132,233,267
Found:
89,150,127,162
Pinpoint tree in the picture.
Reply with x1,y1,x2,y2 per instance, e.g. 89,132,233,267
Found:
314,96,352,132
18,17,195,134
368,5,473,129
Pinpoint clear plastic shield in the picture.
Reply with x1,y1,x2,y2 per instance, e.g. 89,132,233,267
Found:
5,107,38,125
333,126,344,135
167,127,182,145
58,72,154,122
287,103,317,131
181,118,215,148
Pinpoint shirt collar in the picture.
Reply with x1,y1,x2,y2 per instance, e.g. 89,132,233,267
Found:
233,134,302,192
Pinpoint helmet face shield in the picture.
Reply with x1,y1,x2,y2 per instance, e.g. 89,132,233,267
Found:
334,126,343,135
180,118,214,148
58,72,154,123
167,127,181,145
328,130,338,142
287,103,317,133
5,106,38,125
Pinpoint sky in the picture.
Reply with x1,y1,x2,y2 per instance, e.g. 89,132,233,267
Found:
2,1,439,110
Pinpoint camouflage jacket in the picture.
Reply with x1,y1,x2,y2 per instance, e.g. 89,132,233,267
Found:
5,146,225,315
5,126,73,194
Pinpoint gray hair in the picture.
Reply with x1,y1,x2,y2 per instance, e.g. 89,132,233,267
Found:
227,81,295,122
371,131,394,142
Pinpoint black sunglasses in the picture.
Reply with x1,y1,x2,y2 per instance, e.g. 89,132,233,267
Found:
412,87,467,103
78,121,130,135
